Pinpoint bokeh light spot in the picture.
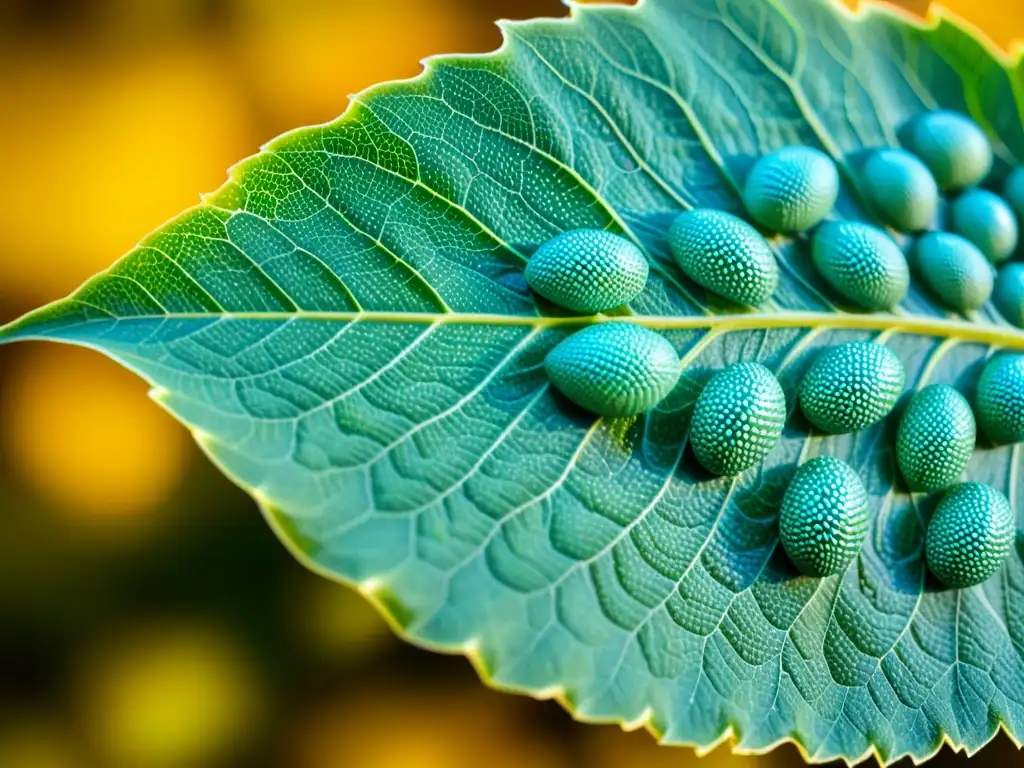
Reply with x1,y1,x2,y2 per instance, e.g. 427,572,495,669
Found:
76,624,264,768
1,345,189,518
291,688,565,768
294,579,396,661
0,42,254,305
0,718,81,768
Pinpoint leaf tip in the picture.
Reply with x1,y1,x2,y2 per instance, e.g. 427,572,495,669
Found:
0,298,116,346
0,308,48,345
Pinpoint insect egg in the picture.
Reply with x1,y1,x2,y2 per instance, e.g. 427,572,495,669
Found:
901,110,993,191
743,146,840,232
1003,166,1024,222
799,341,905,434
544,322,680,418
811,221,910,310
779,455,870,577
975,353,1024,445
689,362,786,476
913,232,994,313
524,229,649,313
668,209,779,306
993,263,1024,328
862,148,939,232
528,230,647,313
949,189,1018,264
896,384,976,491
925,482,1014,588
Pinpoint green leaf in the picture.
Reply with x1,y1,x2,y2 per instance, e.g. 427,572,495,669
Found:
3,0,1024,762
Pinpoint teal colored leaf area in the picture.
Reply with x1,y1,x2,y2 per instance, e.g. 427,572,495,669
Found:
4,0,1024,763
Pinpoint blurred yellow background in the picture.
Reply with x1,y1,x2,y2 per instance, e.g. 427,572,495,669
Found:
0,1,1021,766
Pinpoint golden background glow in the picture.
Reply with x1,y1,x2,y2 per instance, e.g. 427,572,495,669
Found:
0,1,1020,766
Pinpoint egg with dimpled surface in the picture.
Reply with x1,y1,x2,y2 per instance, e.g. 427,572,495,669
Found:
811,221,909,311
926,482,1014,588
913,232,993,313
524,229,649,314
949,189,1018,264
901,110,992,191
975,352,1024,445
668,209,778,306
799,341,905,434
896,384,975,492
743,146,840,233
780,455,870,577
862,148,938,232
689,362,786,477
544,323,680,418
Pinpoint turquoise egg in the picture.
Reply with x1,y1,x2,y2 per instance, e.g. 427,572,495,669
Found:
913,232,994,313
926,482,1014,588
862,148,939,232
689,362,786,476
779,455,870,577
524,229,649,313
902,110,992,191
994,263,1024,328
896,384,976,491
811,221,910,310
544,323,680,418
1003,166,1024,222
743,146,840,232
799,341,905,434
976,353,1024,445
949,189,1018,264
668,209,778,306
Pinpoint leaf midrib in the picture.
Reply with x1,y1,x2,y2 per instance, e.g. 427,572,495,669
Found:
5,309,1024,349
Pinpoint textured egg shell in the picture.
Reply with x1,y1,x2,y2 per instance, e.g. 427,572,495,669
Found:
544,323,681,418
689,362,786,476
976,353,1024,445
780,455,870,577
925,482,1014,588
668,209,779,306
994,263,1024,328
949,189,1019,264
902,110,993,191
913,232,994,312
799,341,905,434
1003,166,1024,221
862,148,939,232
743,146,840,232
896,384,976,491
811,221,910,310
524,229,649,313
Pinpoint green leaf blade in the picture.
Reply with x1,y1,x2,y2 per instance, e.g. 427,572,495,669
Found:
4,0,1024,764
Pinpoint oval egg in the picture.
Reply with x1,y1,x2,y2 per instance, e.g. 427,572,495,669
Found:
780,455,870,577
689,362,786,476
1002,166,1024,222
799,341,905,434
994,263,1024,328
896,384,976,491
811,221,910,310
544,323,681,418
668,208,778,306
976,352,1024,445
926,482,1014,588
524,229,649,313
862,148,939,232
913,232,994,313
901,110,992,191
949,189,1018,264
743,146,840,232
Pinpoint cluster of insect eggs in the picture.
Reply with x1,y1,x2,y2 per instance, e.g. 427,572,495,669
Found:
525,110,1024,586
